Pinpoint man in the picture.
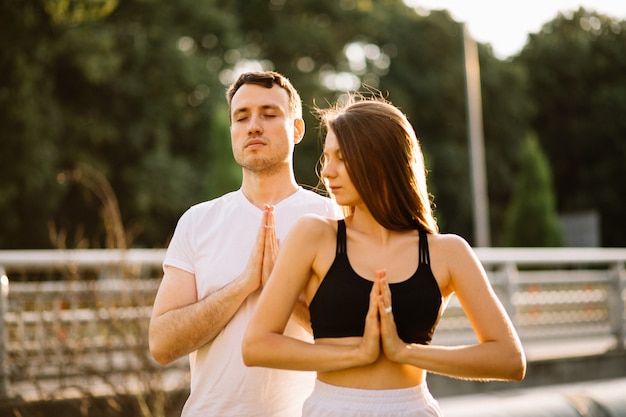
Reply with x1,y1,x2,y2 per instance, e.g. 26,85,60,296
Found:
149,71,337,416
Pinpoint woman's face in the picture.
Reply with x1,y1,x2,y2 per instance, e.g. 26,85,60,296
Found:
321,128,361,206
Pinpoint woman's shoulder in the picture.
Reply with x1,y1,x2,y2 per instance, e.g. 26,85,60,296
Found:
289,214,338,239
426,233,480,293
427,232,474,258
295,213,337,227
279,215,338,262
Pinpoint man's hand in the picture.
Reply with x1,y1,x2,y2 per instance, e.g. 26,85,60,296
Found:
261,205,278,286
237,205,276,294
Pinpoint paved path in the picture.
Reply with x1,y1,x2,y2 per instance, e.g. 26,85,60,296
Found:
438,377,626,417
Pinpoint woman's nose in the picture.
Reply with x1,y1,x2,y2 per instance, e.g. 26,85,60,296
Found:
321,162,334,179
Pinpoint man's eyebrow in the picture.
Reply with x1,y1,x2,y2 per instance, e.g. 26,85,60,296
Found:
232,107,250,117
259,104,282,112
233,104,283,114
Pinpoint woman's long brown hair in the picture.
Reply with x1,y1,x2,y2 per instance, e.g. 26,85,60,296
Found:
317,97,438,234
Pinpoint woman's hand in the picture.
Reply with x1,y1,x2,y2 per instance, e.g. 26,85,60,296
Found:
375,270,408,362
357,274,383,365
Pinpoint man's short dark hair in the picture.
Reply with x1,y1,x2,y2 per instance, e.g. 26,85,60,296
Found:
226,71,302,119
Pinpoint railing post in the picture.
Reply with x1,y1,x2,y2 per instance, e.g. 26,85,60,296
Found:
609,261,625,351
0,267,10,399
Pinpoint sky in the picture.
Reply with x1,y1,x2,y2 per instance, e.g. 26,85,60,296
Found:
405,0,626,58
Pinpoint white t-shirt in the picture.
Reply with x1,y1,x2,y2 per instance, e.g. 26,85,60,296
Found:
164,188,338,417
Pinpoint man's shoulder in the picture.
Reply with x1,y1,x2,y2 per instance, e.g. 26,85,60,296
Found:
291,188,337,215
188,190,241,212
295,187,328,200
175,191,242,228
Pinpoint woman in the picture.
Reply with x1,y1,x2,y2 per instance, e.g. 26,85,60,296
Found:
242,97,526,417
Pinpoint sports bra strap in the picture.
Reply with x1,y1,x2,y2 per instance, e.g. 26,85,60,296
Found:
418,229,430,265
336,219,347,254
337,220,429,265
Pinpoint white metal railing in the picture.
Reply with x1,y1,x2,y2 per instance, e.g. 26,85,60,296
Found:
0,251,168,400
432,248,626,355
475,247,626,350
0,248,625,401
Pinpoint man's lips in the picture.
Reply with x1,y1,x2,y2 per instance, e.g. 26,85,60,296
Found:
245,138,267,149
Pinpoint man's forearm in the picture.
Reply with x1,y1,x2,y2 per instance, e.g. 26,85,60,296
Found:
150,278,255,364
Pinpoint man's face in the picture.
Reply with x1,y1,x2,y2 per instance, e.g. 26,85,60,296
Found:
229,83,303,174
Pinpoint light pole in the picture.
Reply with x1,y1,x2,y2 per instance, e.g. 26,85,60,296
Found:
462,23,491,247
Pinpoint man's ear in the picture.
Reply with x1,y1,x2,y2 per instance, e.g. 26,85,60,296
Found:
294,118,305,144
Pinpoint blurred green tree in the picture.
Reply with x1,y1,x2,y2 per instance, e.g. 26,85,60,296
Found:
216,0,530,244
0,0,242,248
8,1,622,249
517,8,626,246
0,0,64,249
504,134,563,247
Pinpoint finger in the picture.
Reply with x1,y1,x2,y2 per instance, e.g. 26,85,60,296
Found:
375,269,392,310
362,284,381,352
238,209,268,292
266,205,278,257
261,205,276,284
365,282,382,339
253,210,268,260
369,275,382,311
374,273,398,342
373,271,389,313
373,277,404,359
262,204,272,228
377,295,393,320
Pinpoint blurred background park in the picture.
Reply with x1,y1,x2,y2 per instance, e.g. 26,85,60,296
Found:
2,0,626,252
1,1,626,416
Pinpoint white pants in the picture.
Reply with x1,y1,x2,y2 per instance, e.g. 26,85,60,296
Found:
302,379,444,417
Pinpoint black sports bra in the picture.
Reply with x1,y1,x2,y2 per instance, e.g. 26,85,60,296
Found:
309,220,442,344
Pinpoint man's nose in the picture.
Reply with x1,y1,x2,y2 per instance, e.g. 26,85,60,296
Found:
247,114,263,136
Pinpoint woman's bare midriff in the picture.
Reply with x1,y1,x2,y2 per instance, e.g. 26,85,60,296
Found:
315,336,425,389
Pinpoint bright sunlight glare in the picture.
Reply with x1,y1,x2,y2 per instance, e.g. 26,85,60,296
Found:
405,0,626,58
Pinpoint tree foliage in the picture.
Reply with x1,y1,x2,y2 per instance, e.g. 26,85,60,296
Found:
1,0,242,248
516,8,626,246
1,1,623,249
504,134,563,247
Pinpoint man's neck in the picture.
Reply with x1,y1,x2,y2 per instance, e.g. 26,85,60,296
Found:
241,171,299,209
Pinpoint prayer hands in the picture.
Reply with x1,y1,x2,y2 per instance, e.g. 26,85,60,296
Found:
260,205,278,286
361,270,406,363
240,205,279,294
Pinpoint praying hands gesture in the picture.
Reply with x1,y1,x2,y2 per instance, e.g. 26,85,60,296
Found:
247,204,312,329
240,204,279,294
358,270,407,365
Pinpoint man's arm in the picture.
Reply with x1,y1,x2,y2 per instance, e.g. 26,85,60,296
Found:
149,208,273,365
148,266,258,365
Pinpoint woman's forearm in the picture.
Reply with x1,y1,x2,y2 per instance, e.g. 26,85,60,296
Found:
395,340,526,382
242,333,377,372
